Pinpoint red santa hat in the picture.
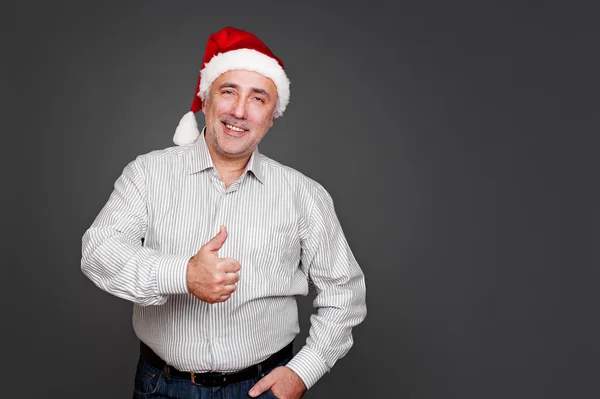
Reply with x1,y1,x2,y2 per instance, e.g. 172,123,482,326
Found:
173,27,290,145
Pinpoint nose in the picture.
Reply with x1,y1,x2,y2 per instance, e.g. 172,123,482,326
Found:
231,97,247,119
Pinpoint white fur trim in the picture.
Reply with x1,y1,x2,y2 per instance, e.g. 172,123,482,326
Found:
173,111,200,145
198,49,290,117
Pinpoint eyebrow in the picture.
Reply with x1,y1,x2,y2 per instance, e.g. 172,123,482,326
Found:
218,82,271,100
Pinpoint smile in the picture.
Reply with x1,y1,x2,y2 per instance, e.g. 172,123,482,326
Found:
223,122,248,133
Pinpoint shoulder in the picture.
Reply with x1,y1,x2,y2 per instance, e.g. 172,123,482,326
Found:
113,144,196,187
126,143,196,174
135,143,195,165
259,153,332,202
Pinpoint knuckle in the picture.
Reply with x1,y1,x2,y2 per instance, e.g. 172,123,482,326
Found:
212,273,224,284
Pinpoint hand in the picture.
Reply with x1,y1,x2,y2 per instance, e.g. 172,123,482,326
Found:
186,226,241,303
249,366,306,398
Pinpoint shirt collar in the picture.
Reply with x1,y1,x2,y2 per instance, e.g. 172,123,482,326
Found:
187,127,265,184
245,149,264,184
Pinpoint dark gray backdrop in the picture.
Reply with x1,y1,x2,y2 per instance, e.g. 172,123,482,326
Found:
12,1,598,398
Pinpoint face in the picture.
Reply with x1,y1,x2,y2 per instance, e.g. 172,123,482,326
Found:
202,69,278,161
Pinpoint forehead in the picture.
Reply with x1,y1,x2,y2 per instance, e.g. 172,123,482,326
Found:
211,70,277,95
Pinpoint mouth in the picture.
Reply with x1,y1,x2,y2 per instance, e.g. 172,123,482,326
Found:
222,121,249,135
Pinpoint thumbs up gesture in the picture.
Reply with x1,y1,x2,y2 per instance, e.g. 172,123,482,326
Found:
186,226,241,304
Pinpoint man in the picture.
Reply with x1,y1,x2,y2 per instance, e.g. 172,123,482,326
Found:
81,27,366,399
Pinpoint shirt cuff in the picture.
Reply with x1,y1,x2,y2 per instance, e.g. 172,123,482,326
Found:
285,346,330,390
156,254,190,295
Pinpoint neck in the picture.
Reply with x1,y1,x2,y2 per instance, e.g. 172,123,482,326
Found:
206,141,252,187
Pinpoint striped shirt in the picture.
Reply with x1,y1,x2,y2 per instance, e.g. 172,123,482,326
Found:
81,132,367,389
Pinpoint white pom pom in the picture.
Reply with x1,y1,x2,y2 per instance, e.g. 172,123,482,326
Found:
173,111,200,145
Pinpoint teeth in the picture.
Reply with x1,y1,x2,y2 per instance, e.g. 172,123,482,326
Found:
226,123,245,132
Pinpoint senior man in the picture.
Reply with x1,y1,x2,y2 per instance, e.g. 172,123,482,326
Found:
81,26,366,399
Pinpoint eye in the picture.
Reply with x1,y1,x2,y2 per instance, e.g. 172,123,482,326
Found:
222,90,235,95
253,97,265,103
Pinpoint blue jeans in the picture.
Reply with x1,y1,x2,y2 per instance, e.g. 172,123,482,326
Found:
132,356,291,399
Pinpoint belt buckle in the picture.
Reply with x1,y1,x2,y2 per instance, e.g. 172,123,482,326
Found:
190,373,228,386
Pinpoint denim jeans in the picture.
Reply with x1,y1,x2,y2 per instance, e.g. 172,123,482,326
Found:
132,355,291,399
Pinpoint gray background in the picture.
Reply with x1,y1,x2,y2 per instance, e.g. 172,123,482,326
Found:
12,1,599,398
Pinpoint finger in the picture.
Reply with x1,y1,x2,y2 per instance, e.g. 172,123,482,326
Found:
248,373,275,397
218,293,231,302
206,226,228,253
223,284,237,294
222,272,240,286
219,258,241,273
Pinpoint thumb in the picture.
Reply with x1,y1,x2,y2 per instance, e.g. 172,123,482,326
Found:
204,226,228,254
249,373,275,397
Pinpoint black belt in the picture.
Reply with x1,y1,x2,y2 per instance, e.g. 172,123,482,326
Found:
139,341,293,387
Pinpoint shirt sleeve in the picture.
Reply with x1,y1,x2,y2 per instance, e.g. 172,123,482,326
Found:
80,157,190,306
285,184,367,389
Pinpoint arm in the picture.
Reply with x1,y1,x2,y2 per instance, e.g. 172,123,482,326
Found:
80,157,190,306
285,184,367,389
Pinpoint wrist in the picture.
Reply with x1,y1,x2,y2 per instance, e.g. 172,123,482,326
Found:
284,366,307,391
185,257,194,292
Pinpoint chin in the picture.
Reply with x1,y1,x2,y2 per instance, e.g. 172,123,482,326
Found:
217,142,252,157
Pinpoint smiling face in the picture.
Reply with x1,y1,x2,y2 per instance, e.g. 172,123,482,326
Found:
202,69,278,162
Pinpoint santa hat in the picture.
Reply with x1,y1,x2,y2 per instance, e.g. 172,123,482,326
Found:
173,27,290,145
